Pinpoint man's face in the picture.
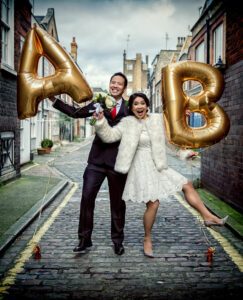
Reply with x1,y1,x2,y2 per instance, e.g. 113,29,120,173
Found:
109,75,126,100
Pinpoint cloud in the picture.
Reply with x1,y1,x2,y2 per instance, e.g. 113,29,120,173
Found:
33,0,204,89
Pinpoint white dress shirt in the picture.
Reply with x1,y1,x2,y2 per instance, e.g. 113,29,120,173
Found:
115,98,123,114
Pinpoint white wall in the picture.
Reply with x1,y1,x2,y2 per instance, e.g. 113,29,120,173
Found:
20,119,30,164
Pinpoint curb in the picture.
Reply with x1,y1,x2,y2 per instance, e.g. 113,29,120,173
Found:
0,179,69,257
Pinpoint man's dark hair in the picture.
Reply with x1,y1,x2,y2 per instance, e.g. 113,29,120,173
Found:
110,72,128,88
128,92,150,115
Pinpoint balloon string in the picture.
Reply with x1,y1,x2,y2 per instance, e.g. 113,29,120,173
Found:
32,165,53,239
31,137,60,254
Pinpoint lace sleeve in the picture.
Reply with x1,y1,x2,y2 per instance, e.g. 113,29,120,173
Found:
165,137,196,160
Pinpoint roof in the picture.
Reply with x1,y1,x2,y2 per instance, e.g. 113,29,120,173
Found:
34,8,59,41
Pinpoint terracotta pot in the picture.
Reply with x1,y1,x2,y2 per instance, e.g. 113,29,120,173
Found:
37,147,52,155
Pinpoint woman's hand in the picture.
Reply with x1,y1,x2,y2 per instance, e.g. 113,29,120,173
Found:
93,111,104,120
177,149,199,160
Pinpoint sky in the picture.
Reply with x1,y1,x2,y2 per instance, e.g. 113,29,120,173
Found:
32,0,205,90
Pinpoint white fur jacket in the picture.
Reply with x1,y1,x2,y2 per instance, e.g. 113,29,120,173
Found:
94,113,168,174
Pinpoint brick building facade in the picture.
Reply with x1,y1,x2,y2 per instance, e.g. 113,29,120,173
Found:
0,0,31,182
189,0,243,212
123,51,149,99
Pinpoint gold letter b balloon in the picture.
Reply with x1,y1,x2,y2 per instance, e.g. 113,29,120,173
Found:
162,61,230,148
17,24,93,119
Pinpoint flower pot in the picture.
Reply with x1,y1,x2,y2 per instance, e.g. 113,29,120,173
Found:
37,147,52,155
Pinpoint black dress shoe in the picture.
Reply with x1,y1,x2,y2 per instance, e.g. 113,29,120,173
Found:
114,243,125,255
73,238,92,253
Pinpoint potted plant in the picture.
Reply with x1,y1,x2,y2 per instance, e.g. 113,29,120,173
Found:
37,138,53,155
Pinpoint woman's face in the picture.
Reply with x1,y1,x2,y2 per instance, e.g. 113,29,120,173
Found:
131,96,148,119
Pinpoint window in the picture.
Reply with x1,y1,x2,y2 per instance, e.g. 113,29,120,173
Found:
195,42,205,62
30,118,37,139
156,89,160,108
213,23,223,64
127,74,133,82
1,0,14,69
127,63,133,70
0,131,15,176
126,88,132,96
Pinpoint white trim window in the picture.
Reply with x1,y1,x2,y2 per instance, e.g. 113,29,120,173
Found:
195,42,205,63
213,23,223,64
30,117,37,139
1,0,14,70
126,63,133,71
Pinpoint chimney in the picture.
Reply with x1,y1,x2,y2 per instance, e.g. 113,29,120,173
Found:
71,37,78,62
123,49,126,60
176,37,184,51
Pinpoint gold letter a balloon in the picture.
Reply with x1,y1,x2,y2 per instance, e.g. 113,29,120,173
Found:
162,61,230,148
17,24,93,119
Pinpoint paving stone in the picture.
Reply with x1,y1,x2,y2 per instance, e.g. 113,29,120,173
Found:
0,141,243,299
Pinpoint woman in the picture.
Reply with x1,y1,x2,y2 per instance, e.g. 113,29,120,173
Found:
94,92,228,258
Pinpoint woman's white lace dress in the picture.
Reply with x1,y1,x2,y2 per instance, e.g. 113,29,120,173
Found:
122,119,188,203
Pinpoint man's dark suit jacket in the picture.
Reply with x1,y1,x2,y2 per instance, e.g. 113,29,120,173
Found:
53,99,129,169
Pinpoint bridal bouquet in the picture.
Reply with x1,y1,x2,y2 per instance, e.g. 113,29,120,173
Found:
89,92,116,125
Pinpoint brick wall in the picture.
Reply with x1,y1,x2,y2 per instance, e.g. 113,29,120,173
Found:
0,72,20,179
201,60,243,212
225,1,243,66
201,1,243,212
14,0,32,71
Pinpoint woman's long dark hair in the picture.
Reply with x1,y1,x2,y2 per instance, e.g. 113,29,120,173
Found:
128,92,150,115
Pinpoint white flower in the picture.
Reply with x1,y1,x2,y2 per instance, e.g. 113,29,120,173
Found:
92,92,116,110
105,95,116,109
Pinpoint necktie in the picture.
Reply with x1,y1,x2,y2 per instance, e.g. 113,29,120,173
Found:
111,106,117,119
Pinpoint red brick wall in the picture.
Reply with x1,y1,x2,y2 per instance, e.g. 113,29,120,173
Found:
201,2,243,213
0,1,31,181
201,60,243,212
14,0,32,71
201,1,243,213
225,2,243,66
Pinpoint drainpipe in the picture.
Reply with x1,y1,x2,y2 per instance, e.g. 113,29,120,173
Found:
206,18,210,64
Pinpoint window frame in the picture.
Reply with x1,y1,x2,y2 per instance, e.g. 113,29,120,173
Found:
213,22,224,65
1,0,15,72
195,41,205,63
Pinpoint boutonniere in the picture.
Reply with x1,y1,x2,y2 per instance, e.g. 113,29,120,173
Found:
89,92,116,125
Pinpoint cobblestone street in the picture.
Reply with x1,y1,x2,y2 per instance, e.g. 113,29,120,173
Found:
0,140,243,300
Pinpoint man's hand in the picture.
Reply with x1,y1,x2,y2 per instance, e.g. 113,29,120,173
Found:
93,111,104,120
49,96,56,102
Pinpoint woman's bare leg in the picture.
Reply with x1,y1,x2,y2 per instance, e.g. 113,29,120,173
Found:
143,200,160,254
182,182,223,223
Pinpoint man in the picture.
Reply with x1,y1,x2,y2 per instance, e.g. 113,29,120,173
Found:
49,72,128,255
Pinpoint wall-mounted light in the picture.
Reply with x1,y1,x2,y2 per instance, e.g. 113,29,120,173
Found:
214,56,226,71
